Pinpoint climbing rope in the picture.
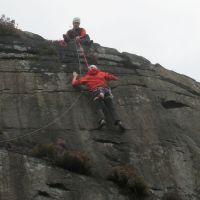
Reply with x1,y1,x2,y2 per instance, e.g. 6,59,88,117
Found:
0,40,89,143
77,40,89,68
0,94,82,143
74,40,82,75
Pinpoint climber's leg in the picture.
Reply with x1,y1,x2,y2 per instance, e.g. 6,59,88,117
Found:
104,92,125,131
104,93,119,122
93,98,106,129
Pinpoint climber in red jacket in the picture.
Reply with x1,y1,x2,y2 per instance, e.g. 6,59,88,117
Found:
72,65,125,131
63,17,92,45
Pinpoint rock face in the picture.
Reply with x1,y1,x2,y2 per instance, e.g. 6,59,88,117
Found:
0,30,200,200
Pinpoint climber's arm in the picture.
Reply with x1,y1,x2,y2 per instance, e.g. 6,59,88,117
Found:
72,72,86,87
104,72,118,81
76,28,86,41
63,33,70,43
80,28,86,39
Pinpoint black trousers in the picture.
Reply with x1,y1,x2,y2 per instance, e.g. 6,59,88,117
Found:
92,89,120,122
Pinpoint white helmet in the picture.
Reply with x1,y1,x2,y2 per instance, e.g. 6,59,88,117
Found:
88,65,98,69
73,17,80,23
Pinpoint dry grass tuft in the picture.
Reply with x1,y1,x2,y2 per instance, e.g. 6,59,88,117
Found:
108,165,149,198
162,191,182,200
30,141,91,175
0,14,20,36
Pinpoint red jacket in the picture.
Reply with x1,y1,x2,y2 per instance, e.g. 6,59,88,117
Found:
72,69,118,91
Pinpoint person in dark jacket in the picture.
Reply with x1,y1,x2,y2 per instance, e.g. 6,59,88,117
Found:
72,65,125,130
63,17,92,45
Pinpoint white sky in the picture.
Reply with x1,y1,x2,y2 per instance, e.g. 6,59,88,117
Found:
1,0,200,82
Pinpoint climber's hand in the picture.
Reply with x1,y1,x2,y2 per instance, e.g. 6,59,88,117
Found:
76,36,80,41
73,72,78,77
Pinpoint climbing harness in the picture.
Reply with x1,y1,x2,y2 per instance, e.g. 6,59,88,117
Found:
0,40,89,143
92,87,113,101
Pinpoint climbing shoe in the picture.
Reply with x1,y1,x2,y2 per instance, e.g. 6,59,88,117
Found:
98,119,106,130
115,120,125,132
